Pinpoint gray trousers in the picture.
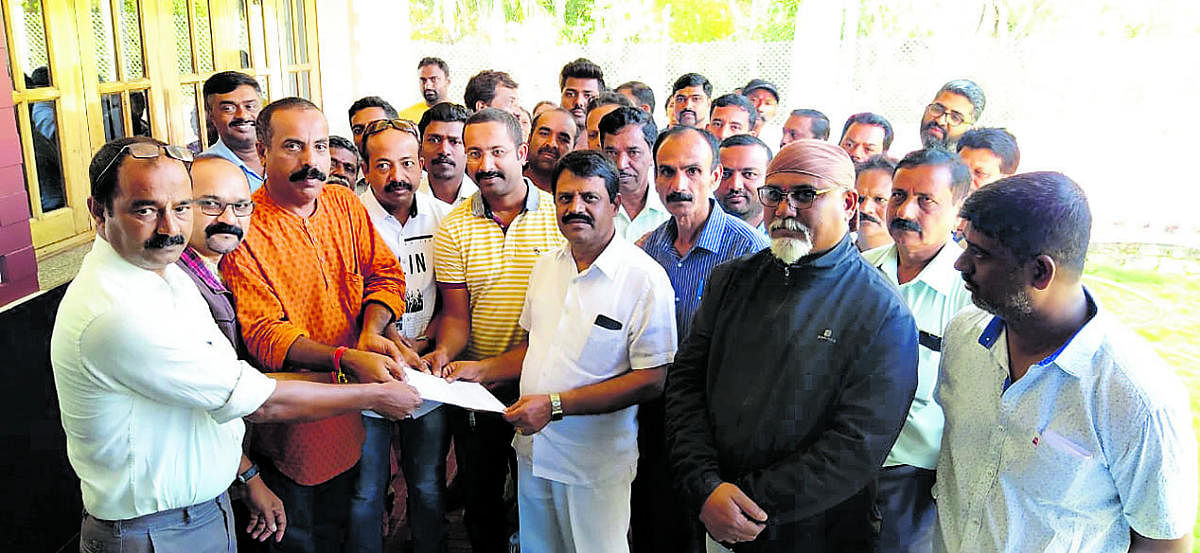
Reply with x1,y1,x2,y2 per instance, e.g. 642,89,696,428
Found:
80,491,236,553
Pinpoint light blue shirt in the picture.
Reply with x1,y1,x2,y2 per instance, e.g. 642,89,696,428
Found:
615,185,671,243
204,138,265,192
934,297,1197,553
862,242,972,469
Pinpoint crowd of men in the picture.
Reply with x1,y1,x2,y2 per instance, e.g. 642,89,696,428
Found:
50,54,1196,553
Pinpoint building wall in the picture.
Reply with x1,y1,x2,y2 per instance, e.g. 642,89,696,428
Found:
0,22,38,307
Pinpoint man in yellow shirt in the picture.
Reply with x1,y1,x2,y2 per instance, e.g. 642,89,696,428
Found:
397,57,452,122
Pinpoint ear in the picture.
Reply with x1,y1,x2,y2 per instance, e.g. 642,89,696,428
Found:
87,196,107,237
709,162,723,188
256,140,267,168
474,101,486,112
610,191,622,213
1029,254,1057,291
841,188,859,223
516,142,529,165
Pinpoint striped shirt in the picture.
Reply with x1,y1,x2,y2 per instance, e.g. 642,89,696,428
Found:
433,179,565,363
641,199,768,338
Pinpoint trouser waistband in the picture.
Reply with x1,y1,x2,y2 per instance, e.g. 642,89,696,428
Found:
84,491,229,531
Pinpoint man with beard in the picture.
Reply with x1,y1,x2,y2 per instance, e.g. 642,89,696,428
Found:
418,102,477,209
639,126,767,553
445,150,677,553
918,79,985,150
716,134,772,232
425,108,566,553
955,127,1019,192
937,172,1197,553
861,148,973,553
839,112,893,164
398,57,451,122
666,139,918,553
54,136,421,553
780,109,830,147
327,135,364,194
559,58,605,130
707,94,758,142
221,98,423,553
599,106,670,242
357,119,452,553
584,91,632,150
203,71,265,191
524,107,578,192
854,155,895,252
671,73,713,129
178,154,287,549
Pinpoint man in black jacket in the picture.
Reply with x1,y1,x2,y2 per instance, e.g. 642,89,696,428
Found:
665,139,919,552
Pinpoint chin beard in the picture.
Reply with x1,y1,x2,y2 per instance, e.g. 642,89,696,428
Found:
770,236,812,265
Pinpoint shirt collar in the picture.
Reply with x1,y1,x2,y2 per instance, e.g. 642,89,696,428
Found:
872,241,963,297
471,177,541,218
570,233,623,281
976,288,1104,379
785,231,855,271
178,246,228,293
208,138,263,179
359,187,420,222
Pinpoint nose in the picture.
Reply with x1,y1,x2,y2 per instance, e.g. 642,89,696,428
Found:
728,172,745,192
217,203,239,224
159,206,184,236
437,138,452,155
772,194,797,219
894,195,919,221
613,151,630,171
953,249,969,273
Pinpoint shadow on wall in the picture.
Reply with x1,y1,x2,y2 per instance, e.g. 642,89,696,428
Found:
0,283,82,552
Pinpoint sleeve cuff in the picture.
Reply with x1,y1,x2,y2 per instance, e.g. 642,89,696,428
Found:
210,361,277,424
631,352,675,370
436,280,467,290
363,291,406,319
260,327,307,370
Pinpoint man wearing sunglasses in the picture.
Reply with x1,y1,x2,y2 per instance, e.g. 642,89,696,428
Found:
52,136,423,553
666,139,918,552
221,98,424,553
918,79,986,150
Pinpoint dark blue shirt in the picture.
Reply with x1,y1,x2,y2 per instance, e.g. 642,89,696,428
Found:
641,199,768,338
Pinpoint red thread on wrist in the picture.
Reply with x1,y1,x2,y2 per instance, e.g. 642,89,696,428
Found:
331,346,349,372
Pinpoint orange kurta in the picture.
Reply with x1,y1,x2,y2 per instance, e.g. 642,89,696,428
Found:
221,183,407,485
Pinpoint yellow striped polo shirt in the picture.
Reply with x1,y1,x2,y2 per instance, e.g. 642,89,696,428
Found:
433,179,565,361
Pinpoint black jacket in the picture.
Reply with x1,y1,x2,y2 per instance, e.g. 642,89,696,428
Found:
665,234,918,552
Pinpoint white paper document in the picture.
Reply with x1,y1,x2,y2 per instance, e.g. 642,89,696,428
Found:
403,368,508,413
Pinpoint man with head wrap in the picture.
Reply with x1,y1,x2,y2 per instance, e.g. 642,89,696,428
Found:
665,139,919,553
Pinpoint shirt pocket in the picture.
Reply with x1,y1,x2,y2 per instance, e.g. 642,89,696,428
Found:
1018,428,1098,512
574,320,627,379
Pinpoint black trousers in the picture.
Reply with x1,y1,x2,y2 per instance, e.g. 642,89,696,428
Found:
874,464,936,553
450,406,517,553
631,397,702,553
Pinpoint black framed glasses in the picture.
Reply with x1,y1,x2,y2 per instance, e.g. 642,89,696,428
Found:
758,186,837,210
361,118,420,142
925,103,971,126
96,142,193,184
195,198,255,217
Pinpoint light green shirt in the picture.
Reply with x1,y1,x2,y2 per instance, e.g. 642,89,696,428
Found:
863,241,972,469
615,185,671,243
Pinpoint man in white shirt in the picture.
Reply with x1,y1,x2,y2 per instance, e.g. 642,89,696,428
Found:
446,150,677,553
599,107,670,241
356,118,451,553
861,148,973,553
417,102,477,209
936,171,1197,553
53,136,422,553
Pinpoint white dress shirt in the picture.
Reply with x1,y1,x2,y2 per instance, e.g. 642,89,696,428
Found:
614,185,670,243
934,298,1197,553
50,237,277,520
418,173,477,211
514,235,677,486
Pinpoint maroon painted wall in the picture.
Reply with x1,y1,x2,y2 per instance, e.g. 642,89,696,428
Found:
0,22,39,306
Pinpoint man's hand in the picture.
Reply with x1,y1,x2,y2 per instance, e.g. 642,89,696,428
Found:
504,395,553,435
421,347,452,377
443,360,487,383
244,479,286,542
381,324,426,368
372,380,423,419
358,333,422,369
700,482,768,544
340,348,402,383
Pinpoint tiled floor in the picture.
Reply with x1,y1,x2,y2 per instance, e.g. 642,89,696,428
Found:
36,239,91,290
386,508,475,552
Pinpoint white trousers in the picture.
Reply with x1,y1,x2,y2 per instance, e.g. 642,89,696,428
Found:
516,460,633,553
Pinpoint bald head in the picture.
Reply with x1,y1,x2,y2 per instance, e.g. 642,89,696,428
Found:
189,155,253,259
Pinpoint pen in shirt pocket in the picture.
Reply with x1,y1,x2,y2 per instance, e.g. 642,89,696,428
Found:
1033,427,1093,459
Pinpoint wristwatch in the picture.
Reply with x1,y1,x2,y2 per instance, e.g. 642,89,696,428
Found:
236,463,260,484
549,393,564,421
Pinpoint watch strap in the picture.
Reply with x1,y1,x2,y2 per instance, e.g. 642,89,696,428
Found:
549,393,564,421
236,463,260,484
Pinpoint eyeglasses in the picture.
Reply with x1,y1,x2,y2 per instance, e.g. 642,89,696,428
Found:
758,185,837,209
96,142,194,184
195,198,255,217
925,103,971,126
361,118,420,143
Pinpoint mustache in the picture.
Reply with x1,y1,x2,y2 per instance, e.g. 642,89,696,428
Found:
144,233,186,249
230,118,254,128
723,189,750,201
326,174,350,186
678,109,697,120
770,217,809,233
475,170,504,182
665,191,694,203
618,170,637,181
205,222,244,239
384,181,413,193
538,145,561,158
859,212,881,225
890,218,923,233
431,154,455,166
289,165,327,182
561,212,593,226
